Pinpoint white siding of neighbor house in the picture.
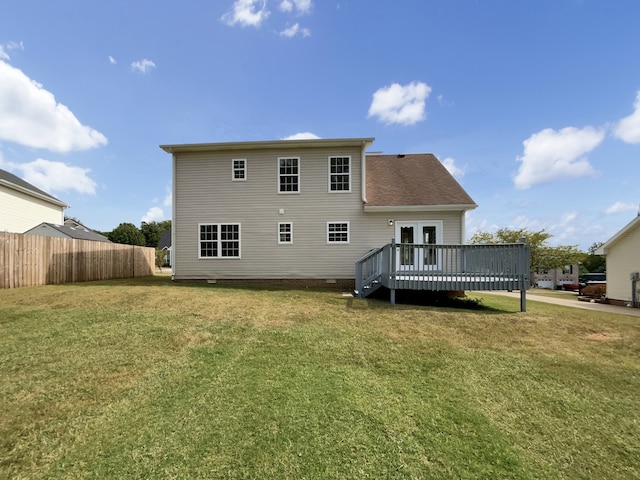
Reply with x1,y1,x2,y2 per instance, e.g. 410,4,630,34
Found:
605,222,640,304
0,186,65,233
173,145,465,280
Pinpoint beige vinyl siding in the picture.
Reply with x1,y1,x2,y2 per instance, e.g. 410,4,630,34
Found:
605,224,640,303
173,146,465,280
0,187,64,233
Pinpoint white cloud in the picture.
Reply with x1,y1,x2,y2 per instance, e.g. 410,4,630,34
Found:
141,206,165,223
513,126,605,189
0,41,24,61
279,0,313,14
279,23,311,37
614,90,640,144
1,157,96,195
282,132,321,140
604,201,638,215
108,55,117,65
368,81,432,126
163,185,172,207
131,59,156,74
442,157,465,178
0,60,107,153
222,0,270,27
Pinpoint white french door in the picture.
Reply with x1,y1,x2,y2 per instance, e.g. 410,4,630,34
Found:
395,221,443,271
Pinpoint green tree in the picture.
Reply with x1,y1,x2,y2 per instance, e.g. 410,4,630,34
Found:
140,221,163,247
581,242,606,273
469,228,585,272
108,223,146,246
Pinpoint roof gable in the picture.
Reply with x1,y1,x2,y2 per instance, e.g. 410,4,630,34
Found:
0,168,68,207
157,230,171,249
597,214,640,254
365,154,477,209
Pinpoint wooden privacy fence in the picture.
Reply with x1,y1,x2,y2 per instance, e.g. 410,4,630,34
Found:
0,232,155,288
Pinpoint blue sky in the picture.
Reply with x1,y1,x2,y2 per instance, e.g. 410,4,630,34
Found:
1,0,639,250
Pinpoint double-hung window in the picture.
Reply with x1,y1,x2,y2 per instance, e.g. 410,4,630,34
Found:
199,223,241,258
232,159,246,181
278,222,293,244
327,222,349,244
329,156,351,192
278,157,299,193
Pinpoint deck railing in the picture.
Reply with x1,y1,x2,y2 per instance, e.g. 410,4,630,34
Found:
355,241,530,311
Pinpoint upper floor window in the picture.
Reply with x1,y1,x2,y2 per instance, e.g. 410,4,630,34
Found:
199,223,241,258
327,222,349,244
232,159,246,181
278,157,299,193
329,156,351,192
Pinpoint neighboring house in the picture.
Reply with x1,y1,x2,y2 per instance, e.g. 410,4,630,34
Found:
160,137,477,283
24,222,111,242
534,265,579,290
596,214,640,307
0,168,68,233
157,229,172,266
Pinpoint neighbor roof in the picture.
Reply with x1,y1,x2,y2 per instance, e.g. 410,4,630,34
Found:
157,229,171,249
365,154,477,211
0,168,68,208
25,222,111,242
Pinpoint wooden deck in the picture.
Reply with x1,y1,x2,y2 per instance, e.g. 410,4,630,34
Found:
354,240,530,311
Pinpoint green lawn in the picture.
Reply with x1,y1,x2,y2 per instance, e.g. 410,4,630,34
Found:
1,276,639,479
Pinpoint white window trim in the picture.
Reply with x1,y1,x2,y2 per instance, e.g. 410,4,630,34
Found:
277,157,301,194
278,222,293,245
232,159,247,181
198,223,241,259
328,155,351,193
327,221,350,244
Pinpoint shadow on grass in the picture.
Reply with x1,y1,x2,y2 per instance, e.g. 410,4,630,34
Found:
360,288,513,313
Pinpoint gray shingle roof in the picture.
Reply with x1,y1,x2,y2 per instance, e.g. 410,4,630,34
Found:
157,230,171,249
26,223,111,242
365,154,477,208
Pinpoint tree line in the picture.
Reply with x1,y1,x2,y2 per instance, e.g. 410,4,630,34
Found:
102,221,171,248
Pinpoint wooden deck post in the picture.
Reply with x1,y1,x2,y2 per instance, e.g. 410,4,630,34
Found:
390,237,396,305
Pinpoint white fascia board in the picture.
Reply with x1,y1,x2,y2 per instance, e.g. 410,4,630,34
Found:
161,137,375,154
364,204,478,213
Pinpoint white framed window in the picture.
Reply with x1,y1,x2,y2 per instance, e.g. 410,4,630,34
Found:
199,223,241,258
232,159,247,181
278,222,293,244
328,156,351,192
278,157,300,193
327,222,349,244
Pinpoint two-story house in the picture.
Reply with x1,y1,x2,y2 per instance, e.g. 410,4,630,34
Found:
160,137,479,286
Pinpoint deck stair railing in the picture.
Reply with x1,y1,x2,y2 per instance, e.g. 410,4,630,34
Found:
354,240,530,311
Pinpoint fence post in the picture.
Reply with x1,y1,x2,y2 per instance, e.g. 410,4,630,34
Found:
519,237,527,312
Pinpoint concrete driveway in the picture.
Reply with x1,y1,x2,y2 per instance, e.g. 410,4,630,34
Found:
479,290,640,317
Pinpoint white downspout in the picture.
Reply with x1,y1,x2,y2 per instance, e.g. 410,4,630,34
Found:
171,151,176,280
361,141,367,204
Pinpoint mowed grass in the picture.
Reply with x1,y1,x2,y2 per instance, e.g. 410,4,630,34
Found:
1,277,639,479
